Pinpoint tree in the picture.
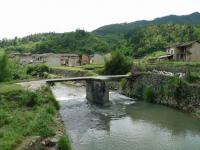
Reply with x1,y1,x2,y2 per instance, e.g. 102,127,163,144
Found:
104,51,132,75
0,49,8,82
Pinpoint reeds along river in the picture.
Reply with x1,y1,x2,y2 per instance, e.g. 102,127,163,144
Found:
51,83,200,150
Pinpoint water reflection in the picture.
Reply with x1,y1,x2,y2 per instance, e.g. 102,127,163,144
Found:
126,102,200,136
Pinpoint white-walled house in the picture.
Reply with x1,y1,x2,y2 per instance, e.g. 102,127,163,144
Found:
90,54,105,64
164,41,200,61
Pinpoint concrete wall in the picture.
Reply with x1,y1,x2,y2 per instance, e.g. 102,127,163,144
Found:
68,57,80,66
90,54,104,64
81,55,90,65
86,80,109,105
20,55,32,64
188,42,200,61
45,54,61,67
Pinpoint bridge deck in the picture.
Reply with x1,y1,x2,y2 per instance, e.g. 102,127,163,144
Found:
46,75,133,83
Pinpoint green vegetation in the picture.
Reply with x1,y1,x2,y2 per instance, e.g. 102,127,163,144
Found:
27,64,50,78
0,30,122,54
52,65,98,77
125,24,199,57
58,134,71,150
104,51,132,75
0,84,63,150
143,51,168,62
0,50,31,82
0,49,8,82
143,85,155,102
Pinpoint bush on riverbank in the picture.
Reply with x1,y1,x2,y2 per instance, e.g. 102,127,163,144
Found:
143,85,155,102
0,84,65,150
27,64,50,78
0,50,31,82
58,134,71,150
104,51,132,75
0,50,8,82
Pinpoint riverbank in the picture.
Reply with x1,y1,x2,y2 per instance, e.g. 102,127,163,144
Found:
120,72,200,118
0,83,71,150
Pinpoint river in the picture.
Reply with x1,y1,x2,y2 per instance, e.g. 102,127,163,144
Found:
51,83,200,150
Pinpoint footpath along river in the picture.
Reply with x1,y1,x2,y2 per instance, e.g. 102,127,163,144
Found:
51,83,200,150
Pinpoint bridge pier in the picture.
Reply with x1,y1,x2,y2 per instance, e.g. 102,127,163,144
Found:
86,79,109,105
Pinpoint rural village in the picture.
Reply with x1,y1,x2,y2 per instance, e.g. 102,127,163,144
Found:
0,4,200,150
7,41,200,68
9,53,111,67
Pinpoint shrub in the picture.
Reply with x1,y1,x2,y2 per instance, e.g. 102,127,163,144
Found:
45,105,56,114
120,79,127,90
27,64,49,78
6,60,29,80
58,135,71,150
20,91,39,107
42,86,60,110
0,49,8,82
0,84,23,101
164,77,187,101
143,85,155,102
0,110,10,127
31,112,55,137
0,84,60,149
185,71,200,82
104,51,132,75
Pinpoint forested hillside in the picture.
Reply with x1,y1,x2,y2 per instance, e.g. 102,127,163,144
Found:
0,30,124,54
125,24,200,57
93,12,200,35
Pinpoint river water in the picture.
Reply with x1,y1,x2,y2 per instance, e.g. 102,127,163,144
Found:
51,83,200,150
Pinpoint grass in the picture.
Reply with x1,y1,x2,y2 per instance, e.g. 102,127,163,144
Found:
143,51,168,62
143,85,155,102
51,65,98,76
52,64,103,71
0,84,65,150
52,66,84,71
58,134,71,150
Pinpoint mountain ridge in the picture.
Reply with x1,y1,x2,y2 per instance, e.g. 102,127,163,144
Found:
93,12,200,35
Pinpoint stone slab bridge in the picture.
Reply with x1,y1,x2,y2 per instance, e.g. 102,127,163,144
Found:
46,75,138,105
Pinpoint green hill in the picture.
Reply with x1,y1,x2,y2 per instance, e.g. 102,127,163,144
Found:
0,30,122,54
125,24,200,57
93,12,200,35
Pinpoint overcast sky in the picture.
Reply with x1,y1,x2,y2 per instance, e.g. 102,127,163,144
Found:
0,0,199,39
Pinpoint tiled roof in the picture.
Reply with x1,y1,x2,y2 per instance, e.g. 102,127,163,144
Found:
166,41,198,49
157,54,173,59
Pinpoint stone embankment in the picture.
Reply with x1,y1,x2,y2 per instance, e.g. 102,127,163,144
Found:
120,71,200,114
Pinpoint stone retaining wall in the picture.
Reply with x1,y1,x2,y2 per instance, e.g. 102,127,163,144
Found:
121,73,200,112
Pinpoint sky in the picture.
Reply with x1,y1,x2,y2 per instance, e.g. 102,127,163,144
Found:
0,0,200,39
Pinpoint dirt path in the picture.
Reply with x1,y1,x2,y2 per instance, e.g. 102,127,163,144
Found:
17,80,47,91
